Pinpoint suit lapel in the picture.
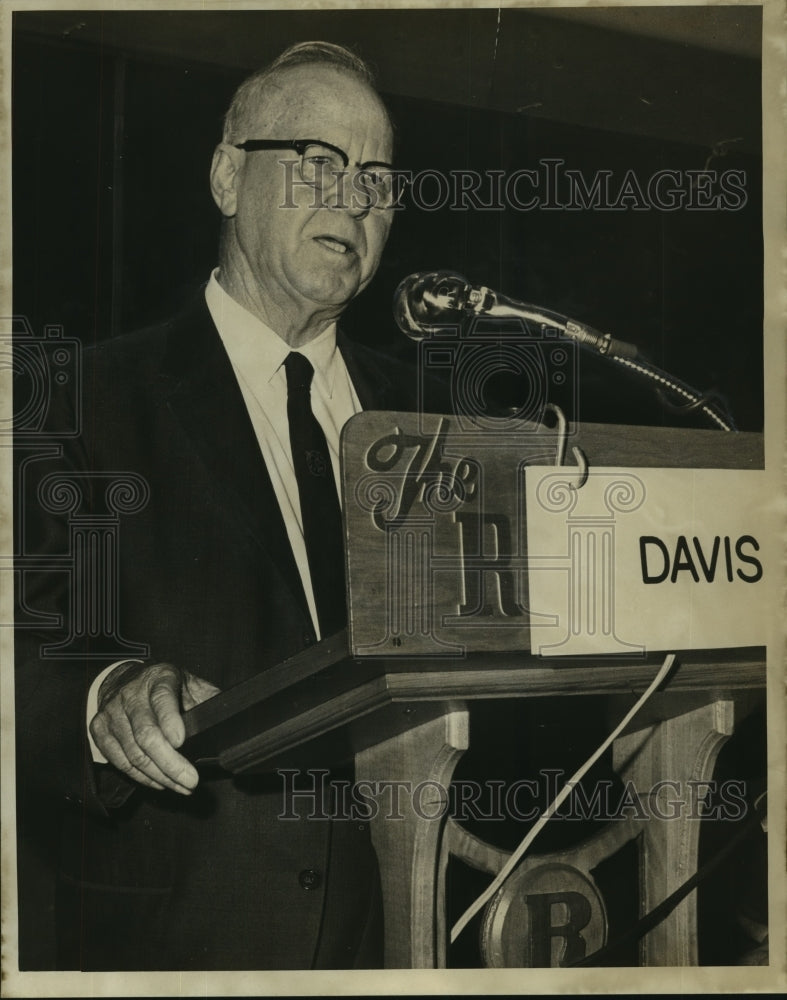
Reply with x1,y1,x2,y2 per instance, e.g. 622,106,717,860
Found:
337,330,400,412
339,331,451,417
157,300,411,634
160,295,310,621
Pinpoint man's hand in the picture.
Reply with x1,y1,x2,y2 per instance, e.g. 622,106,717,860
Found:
89,662,220,794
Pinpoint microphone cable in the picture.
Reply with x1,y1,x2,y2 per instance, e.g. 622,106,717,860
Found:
568,790,767,967
450,652,677,945
607,353,737,432
394,271,738,432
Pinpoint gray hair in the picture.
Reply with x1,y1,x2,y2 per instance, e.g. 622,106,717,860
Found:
222,41,377,143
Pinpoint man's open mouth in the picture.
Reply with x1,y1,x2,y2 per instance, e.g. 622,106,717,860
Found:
314,236,354,255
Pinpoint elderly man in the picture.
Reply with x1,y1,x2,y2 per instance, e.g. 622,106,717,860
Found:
16,41,422,971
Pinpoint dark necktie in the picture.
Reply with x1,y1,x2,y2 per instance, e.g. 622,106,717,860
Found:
283,351,347,637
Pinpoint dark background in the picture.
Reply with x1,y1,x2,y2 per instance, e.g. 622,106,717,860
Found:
12,6,766,971
13,6,763,430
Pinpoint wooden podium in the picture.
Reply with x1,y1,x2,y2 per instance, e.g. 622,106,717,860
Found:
183,420,766,968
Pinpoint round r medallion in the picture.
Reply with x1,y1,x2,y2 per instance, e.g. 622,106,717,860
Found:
480,862,607,968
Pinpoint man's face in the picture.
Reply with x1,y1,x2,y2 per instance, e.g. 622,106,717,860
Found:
222,65,395,321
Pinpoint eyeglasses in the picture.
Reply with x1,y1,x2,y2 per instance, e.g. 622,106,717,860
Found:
233,138,405,210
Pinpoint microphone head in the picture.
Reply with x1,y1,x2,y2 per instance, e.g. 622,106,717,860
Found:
393,270,473,341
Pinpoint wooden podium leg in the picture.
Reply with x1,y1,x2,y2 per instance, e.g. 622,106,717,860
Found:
355,707,469,968
612,699,735,966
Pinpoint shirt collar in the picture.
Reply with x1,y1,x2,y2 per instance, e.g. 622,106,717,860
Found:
204,269,340,395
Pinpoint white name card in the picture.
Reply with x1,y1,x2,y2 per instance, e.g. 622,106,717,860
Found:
525,467,772,657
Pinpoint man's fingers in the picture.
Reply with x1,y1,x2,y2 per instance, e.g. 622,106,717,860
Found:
124,719,198,793
90,717,165,792
91,661,212,794
106,710,192,793
119,705,199,792
149,674,186,747
100,688,199,793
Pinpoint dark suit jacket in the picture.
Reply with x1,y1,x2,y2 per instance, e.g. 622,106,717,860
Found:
15,293,430,970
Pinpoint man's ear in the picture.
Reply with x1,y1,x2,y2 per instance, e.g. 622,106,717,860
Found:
210,143,243,217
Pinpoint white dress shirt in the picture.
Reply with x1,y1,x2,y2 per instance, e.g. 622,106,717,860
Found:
88,271,362,761
204,269,361,633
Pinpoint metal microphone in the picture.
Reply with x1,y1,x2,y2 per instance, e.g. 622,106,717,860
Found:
393,269,639,360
